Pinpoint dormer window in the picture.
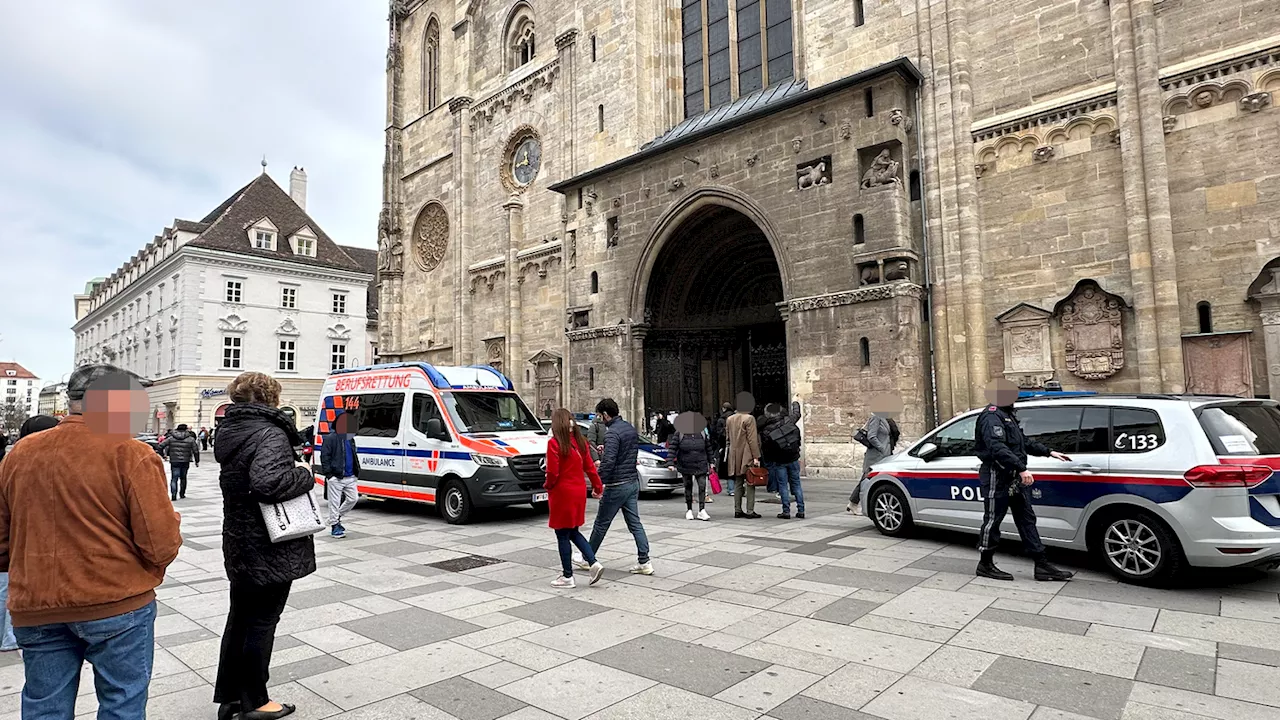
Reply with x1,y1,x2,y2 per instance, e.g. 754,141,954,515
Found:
505,3,536,71
247,218,279,251
289,226,318,258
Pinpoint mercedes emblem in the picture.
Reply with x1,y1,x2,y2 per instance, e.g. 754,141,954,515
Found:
539,457,547,473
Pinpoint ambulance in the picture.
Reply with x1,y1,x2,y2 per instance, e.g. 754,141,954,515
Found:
314,362,551,524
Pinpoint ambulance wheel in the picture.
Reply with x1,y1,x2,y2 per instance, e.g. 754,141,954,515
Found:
869,483,913,537
441,481,474,525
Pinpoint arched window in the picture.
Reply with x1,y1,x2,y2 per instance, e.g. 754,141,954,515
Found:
423,19,440,112
590,271,599,294
859,337,871,366
589,367,595,390
854,0,866,27
597,104,605,133
1197,301,1212,333
909,170,921,201
853,214,866,244
505,3,537,71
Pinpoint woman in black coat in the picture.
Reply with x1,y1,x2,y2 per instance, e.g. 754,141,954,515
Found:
667,411,713,522
212,372,316,720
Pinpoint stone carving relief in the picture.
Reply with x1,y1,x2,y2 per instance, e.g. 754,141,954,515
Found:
668,177,685,191
519,255,562,282
412,202,449,273
996,304,1055,389
217,314,248,333
469,268,506,294
1058,282,1126,380
1163,79,1252,115
839,120,852,140
471,62,561,128
1162,115,1178,133
327,323,352,341
709,163,720,179
1240,92,1272,113
974,113,1116,168
745,154,760,168
796,156,832,190
565,325,628,342
860,150,900,189
386,39,402,71
859,260,909,286
792,138,803,154
787,283,925,313
1183,334,1253,398
584,190,597,214
484,337,505,373
528,350,563,418
1032,146,1055,162
889,108,914,133
975,163,988,178
389,0,411,20
377,207,403,273
276,318,300,336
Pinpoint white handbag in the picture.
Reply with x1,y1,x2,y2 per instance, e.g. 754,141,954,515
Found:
259,487,324,543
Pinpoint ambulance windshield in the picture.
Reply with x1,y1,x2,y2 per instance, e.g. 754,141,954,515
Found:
441,391,542,433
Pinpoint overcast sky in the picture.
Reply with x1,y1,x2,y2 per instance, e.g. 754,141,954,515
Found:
0,0,386,386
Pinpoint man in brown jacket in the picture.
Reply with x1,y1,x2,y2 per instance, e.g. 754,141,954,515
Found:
726,392,762,519
0,365,182,719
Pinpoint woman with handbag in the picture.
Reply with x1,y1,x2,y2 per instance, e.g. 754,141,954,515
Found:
213,372,318,720
725,393,763,519
668,412,713,521
545,409,606,588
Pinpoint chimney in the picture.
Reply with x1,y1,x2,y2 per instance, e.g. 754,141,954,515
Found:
289,167,307,210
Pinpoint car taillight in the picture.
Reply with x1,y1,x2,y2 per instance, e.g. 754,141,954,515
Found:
1184,464,1272,489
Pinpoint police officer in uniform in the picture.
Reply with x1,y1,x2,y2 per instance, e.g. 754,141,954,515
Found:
974,380,1075,582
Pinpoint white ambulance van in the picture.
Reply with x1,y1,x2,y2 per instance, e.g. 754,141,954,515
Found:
315,362,551,524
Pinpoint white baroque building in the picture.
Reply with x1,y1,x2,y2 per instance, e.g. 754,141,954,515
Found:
1,363,40,425
72,169,374,431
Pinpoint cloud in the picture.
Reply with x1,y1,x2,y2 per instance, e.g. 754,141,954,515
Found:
0,0,386,385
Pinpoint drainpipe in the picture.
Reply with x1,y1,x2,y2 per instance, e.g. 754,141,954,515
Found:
914,88,940,428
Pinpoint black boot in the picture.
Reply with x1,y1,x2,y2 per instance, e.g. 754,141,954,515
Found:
1034,559,1074,582
976,560,1014,581
217,702,240,720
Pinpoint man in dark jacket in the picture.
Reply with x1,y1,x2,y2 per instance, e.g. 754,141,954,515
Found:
586,414,607,462
159,424,200,501
975,380,1074,582
319,413,361,538
582,398,652,575
760,401,804,519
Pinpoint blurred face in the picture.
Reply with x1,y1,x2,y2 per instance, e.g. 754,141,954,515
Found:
985,378,1019,407
335,414,352,434
83,379,149,437
675,411,705,435
735,392,755,413
870,392,903,419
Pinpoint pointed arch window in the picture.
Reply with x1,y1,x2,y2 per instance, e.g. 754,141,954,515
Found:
423,19,440,112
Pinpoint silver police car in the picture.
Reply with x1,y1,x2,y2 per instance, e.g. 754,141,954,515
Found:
863,395,1280,584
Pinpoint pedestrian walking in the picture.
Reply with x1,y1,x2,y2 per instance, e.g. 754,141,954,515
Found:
726,392,762,519
668,412,713,521
160,423,201,500
761,401,805,519
848,393,902,515
655,413,675,444
545,409,606,588
576,398,653,575
0,365,182,719
587,412,608,462
975,379,1075,583
319,413,360,539
213,371,318,720
199,426,210,451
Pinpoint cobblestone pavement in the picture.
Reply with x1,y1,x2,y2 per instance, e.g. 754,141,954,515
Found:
7,461,1280,720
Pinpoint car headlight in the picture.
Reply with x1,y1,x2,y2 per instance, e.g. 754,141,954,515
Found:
471,454,508,467
637,457,665,468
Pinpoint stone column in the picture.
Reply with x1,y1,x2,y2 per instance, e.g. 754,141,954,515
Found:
629,325,650,424
555,30,578,177
1257,295,1280,401
451,97,475,364
505,194,525,393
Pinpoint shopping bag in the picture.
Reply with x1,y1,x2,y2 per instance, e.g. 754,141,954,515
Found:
708,468,722,494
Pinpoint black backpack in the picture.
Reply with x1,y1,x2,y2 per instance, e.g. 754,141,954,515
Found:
887,418,900,451
768,421,802,454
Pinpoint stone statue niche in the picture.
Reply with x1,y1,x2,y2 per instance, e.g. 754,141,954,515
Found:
859,144,903,191
1055,281,1127,381
858,258,911,286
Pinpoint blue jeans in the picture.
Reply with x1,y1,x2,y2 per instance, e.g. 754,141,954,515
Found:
722,475,736,497
14,601,157,720
0,573,17,650
769,461,804,515
555,528,596,577
589,482,650,564
169,462,190,498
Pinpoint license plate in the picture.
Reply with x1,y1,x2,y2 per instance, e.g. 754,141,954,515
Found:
532,492,548,503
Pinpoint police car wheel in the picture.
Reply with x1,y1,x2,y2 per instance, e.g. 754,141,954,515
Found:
869,484,913,537
441,481,473,525
1092,510,1184,585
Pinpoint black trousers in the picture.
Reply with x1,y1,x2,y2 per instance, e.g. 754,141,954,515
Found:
682,474,707,510
977,467,1045,558
213,580,292,709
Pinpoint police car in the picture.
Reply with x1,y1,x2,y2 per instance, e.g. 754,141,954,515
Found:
863,394,1280,584
315,363,552,524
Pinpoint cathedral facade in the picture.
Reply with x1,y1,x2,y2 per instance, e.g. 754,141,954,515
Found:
377,0,1280,475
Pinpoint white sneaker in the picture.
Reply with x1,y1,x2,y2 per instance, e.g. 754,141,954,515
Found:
846,502,854,513
697,509,711,521
572,552,590,570
629,562,655,575
685,509,695,520
589,562,605,586
551,576,576,588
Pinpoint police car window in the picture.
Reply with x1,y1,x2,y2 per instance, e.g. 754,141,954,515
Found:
354,393,403,438
1111,408,1165,453
412,394,450,439
1017,407,1083,453
922,415,976,458
1077,407,1111,453
1197,403,1280,456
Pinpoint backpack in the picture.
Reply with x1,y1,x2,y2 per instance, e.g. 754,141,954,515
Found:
768,421,801,454
887,418,900,451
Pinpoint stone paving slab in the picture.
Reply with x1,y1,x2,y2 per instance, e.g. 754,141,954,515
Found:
13,462,1280,720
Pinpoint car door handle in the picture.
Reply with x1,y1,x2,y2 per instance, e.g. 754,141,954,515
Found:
1070,463,1099,473
391,441,401,446
407,442,418,447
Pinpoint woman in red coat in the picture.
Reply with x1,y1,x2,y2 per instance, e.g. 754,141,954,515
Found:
545,408,605,588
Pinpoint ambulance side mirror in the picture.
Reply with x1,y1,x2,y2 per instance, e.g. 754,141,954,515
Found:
425,418,448,441
916,442,939,461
